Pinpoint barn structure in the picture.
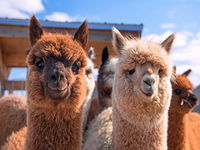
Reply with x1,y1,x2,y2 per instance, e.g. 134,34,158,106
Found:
0,18,143,96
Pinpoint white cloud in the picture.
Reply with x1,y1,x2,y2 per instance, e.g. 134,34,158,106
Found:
0,0,44,19
160,23,176,29
145,31,200,87
45,12,83,22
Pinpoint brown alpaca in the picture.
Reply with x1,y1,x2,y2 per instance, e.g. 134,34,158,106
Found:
0,48,95,145
168,68,199,150
83,28,175,150
97,46,118,110
0,94,26,147
2,16,88,150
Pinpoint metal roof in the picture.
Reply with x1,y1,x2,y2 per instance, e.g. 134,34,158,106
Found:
0,18,143,31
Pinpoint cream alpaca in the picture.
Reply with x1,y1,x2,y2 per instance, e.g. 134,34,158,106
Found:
82,47,96,131
1,16,88,150
83,28,175,150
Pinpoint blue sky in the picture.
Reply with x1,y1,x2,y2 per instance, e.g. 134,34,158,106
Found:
1,0,200,88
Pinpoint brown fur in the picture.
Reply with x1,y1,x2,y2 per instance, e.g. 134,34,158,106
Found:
2,16,88,150
83,29,175,150
85,97,100,130
1,127,27,150
0,94,26,147
168,69,200,150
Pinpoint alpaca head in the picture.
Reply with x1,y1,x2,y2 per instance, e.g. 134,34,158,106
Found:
97,46,118,108
112,28,175,125
26,16,88,118
85,47,95,99
170,67,198,114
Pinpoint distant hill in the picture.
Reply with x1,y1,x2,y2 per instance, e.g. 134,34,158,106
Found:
193,85,200,113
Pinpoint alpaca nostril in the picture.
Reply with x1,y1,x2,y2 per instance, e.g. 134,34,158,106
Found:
51,74,57,81
143,78,155,86
190,95,198,102
51,71,65,83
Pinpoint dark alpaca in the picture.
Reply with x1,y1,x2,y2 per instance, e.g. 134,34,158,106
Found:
85,47,117,129
2,16,88,150
168,67,199,150
97,46,118,110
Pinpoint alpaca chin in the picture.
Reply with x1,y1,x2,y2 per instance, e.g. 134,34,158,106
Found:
45,87,71,101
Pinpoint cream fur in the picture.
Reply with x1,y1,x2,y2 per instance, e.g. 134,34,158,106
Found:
82,47,96,131
83,28,175,150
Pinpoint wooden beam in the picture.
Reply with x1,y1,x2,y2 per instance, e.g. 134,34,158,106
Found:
3,80,26,91
3,53,27,67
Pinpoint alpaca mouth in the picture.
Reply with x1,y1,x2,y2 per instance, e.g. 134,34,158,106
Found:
46,85,71,101
180,98,197,108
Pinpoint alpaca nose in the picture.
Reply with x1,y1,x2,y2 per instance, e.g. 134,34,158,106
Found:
141,74,156,96
143,78,155,86
51,70,65,83
189,94,198,102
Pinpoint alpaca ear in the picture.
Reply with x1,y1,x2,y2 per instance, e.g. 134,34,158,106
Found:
102,46,109,64
87,47,95,60
29,16,44,46
161,33,175,54
112,27,126,55
182,69,192,77
173,66,176,73
74,20,88,49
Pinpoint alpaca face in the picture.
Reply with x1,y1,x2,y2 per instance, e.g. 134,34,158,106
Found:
97,46,118,108
171,70,198,113
112,28,175,124
26,17,88,113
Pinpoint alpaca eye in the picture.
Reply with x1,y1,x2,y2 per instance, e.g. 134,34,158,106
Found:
174,89,182,95
35,57,44,69
86,69,92,75
72,63,80,74
128,69,135,75
158,69,163,76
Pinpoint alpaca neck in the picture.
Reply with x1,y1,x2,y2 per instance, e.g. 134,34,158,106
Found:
25,105,82,150
168,109,188,150
112,103,168,150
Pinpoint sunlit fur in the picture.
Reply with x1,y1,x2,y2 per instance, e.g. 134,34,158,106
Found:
2,16,88,150
168,69,200,150
83,28,175,150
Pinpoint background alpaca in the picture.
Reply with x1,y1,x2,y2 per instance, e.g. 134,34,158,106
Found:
168,67,200,150
83,28,175,150
2,16,88,150
0,94,26,147
97,46,118,110
82,47,96,131
85,46,117,130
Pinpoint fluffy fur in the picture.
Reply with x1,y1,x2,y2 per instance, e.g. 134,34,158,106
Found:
1,127,27,150
83,28,175,150
0,94,26,147
82,47,96,131
168,68,200,150
2,16,88,150
85,47,118,129
97,46,118,109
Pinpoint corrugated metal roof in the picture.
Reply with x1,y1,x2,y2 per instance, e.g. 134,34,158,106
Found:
0,18,143,31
